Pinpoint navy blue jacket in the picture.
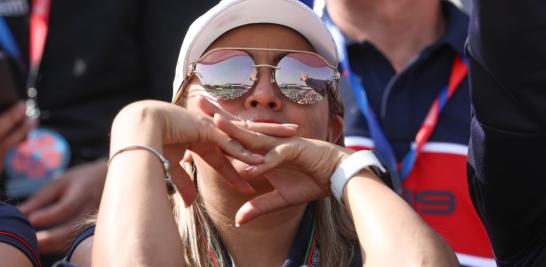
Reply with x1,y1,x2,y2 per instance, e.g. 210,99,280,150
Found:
466,0,546,265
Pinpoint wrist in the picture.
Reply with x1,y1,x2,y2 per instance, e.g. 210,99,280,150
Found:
110,101,165,151
330,150,389,203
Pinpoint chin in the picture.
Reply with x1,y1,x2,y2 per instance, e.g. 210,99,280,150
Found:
230,158,275,192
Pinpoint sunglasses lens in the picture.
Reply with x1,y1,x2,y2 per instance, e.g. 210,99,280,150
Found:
195,50,255,100
276,53,335,104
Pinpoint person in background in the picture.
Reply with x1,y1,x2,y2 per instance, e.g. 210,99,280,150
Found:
303,0,495,265
0,0,217,264
467,0,546,265
0,202,40,267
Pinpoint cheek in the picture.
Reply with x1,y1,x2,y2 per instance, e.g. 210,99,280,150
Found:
295,105,330,140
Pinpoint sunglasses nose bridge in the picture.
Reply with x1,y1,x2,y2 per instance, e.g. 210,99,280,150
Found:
253,64,279,83
243,64,284,110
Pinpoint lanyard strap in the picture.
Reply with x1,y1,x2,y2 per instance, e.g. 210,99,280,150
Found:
24,0,51,119
0,17,22,63
0,0,51,76
0,0,51,119
324,16,467,183
398,56,467,179
27,0,51,87
303,221,319,266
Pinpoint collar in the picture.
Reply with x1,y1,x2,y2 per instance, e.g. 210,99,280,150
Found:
319,0,469,57
435,0,469,57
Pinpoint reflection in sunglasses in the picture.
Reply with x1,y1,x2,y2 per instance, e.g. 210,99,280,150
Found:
188,48,339,105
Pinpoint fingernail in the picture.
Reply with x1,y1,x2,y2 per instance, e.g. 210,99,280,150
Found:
283,123,299,128
17,205,28,213
245,166,257,172
235,223,241,228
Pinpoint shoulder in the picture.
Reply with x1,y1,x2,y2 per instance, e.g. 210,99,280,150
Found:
0,203,40,267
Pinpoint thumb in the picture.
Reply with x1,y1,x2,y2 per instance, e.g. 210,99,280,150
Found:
235,190,289,227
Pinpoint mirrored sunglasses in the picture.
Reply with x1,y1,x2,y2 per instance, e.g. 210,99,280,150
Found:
185,48,340,105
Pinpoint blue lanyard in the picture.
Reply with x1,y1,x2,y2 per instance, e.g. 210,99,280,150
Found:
324,17,400,185
0,16,23,67
323,15,467,185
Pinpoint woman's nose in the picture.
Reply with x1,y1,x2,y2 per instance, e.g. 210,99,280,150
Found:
243,67,282,111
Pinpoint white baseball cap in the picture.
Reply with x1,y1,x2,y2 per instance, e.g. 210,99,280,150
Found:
172,0,339,100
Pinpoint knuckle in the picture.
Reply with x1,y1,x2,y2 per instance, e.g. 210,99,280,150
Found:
196,116,216,141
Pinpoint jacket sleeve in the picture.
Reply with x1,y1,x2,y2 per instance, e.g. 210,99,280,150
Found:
466,0,546,264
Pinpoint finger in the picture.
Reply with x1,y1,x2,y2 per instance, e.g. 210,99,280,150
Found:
27,179,86,227
0,118,37,153
196,95,238,120
193,145,255,194
162,145,199,206
182,150,193,163
18,177,67,214
235,190,289,226
230,120,299,137
205,124,265,165
36,221,79,254
244,144,294,179
213,113,276,152
0,102,27,138
171,160,198,207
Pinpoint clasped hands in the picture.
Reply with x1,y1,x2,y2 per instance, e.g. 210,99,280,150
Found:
144,96,351,226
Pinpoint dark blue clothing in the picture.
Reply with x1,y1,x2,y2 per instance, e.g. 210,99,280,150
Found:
336,1,495,264
342,1,470,158
0,203,40,267
466,0,546,266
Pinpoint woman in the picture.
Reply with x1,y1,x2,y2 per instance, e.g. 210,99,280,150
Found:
67,0,458,266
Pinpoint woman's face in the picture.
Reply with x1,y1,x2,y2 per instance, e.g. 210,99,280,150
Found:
185,24,342,142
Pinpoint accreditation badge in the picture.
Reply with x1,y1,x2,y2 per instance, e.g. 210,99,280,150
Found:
4,128,70,198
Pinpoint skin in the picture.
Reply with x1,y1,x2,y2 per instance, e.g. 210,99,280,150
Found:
74,24,458,267
185,24,343,267
0,102,104,254
0,243,34,267
326,0,445,72
18,159,106,254
0,102,36,172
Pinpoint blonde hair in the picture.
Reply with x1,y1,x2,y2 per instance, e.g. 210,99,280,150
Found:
172,80,358,266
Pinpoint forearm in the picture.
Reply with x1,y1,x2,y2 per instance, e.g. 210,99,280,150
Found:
343,170,458,266
92,103,185,267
